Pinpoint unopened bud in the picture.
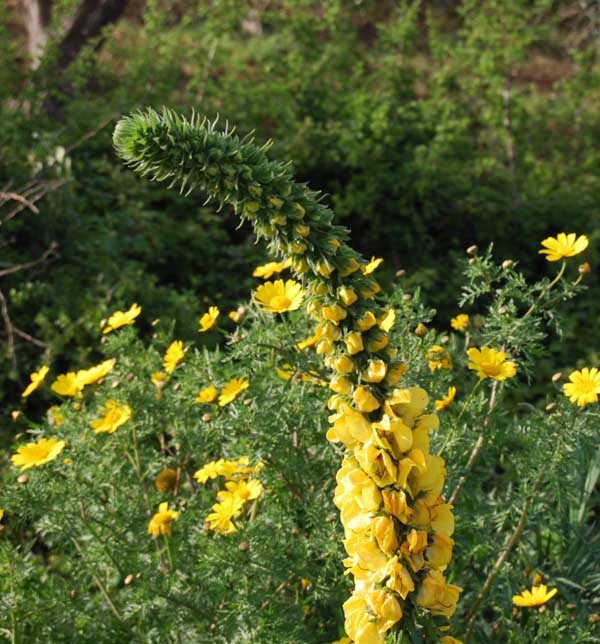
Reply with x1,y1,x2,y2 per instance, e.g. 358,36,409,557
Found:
579,262,591,274
415,323,427,337
402,294,412,302
502,259,513,269
468,257,476,265
17,474,28,484
545,402,556,412
201,413,212,422
325,514,336,523
440,335,449,344
395,269,406,278
124,574,134,586
551,372,562,383
467,245,478,255
498,306,507,315
238,541,249,551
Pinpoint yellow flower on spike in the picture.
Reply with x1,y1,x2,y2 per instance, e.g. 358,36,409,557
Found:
362,256,383,275
435,386,456,411
253,257,292,279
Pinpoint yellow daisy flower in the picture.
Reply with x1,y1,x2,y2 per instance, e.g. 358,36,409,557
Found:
467,347,517,381
51,372,85,397
198,306,220,332
253,279,304,313
252,257,292,279
205,496,244,534
90,399,131,434
435,386,457,411
195,384,218,404
11,437,66,470
563,367,600,407
147,502,179,537
76,359,115,386
450,314,469,332
163,340,184,374
218,377,249,407
102,303,142,334
512,584,558,608
47,405,64,426
538,233,588,262
21,365,50,398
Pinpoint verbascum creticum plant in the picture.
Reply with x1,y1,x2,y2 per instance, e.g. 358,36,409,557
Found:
113,108,461,643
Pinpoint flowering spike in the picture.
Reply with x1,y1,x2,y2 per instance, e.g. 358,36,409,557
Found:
113,109,460,641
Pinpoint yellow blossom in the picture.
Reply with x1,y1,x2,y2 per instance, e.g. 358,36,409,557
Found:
51,372,84,397
76,359,115,386
338,286,358,306
163,340,185,374
206,496,243,534
353,386,381,412
198,306,220,332
357,311,377,332
435,386,457,411
416,570,461,617
0,509,3,522
254,279,304,313
512,584,558,608
218,377,249,406
147,502,179,537
362,359,387,383
102,303,141,334
345,332,364,356
362,256,383,275
467,347,517,381
563,368,600,407
21,365,50,398
90,399,131,434
450,314,469,332
11,437,65,470
252,257,292,279
539,233,588,262
297,334,318,350
196,384,218,403
379,308,395,333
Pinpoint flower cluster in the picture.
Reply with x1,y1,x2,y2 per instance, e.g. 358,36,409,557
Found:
194,457,263,534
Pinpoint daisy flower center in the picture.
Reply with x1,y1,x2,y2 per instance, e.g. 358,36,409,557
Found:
271,295,291,309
